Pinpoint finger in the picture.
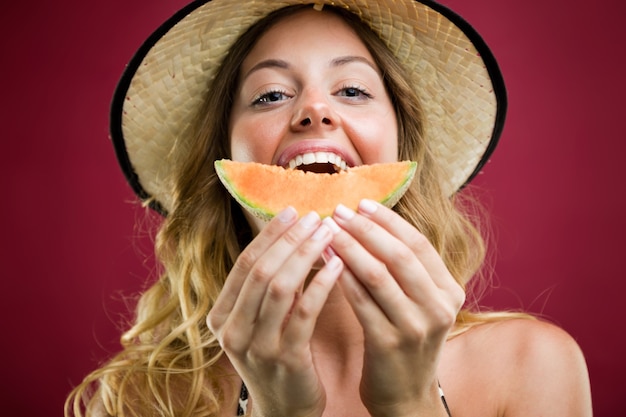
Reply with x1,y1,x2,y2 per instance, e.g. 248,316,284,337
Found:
341,200,460,297
328,207,435,306
334,263,392,339
331,203,464,350
355,199,460,293
219,211,323,348
208,206,299,333
325,215,415,326
335,201,463,310
254,222,335,338
282,255,343,350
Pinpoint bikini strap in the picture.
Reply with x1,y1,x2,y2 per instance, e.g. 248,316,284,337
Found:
438,380,452,417
236,382,248,416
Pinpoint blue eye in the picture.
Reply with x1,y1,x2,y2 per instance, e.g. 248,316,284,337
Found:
337,85,372,99
253,90,289,105
342,87,362,97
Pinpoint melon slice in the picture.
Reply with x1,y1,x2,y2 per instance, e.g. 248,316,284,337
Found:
214,159,417,220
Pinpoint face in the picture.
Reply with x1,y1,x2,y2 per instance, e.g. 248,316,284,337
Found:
229,8,398,230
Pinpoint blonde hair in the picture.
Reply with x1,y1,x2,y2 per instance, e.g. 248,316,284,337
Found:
66,5,529,417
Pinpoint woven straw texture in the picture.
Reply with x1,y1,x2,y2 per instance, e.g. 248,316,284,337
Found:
116,0,503,214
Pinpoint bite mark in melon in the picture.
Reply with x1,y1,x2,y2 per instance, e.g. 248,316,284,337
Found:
214,159,417,220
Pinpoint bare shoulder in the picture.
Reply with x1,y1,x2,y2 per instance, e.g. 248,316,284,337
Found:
469,318,585,362
447,318,592,417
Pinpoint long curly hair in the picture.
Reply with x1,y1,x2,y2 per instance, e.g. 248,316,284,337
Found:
65,5,526,417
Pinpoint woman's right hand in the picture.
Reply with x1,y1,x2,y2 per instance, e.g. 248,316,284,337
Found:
206,207,343,417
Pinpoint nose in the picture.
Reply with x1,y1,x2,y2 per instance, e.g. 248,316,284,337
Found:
290,89,338,132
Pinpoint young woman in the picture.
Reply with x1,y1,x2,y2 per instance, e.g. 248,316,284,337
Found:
66,2,592,416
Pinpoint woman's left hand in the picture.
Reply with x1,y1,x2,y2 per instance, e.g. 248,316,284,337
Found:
326,199,466,417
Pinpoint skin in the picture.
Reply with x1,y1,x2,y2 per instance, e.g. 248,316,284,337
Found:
207,8,592,417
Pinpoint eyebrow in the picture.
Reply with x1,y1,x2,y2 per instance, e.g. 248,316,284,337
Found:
330,55,379,73
244,59,290,79
243,55,379,80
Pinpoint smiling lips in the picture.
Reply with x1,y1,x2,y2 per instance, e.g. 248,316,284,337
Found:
286,151,348,173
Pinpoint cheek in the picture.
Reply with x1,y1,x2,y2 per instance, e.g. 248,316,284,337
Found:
230,118,284,163
230,141,254,162
351,112,398,164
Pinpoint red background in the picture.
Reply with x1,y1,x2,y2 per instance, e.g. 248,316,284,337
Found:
1,0,624,415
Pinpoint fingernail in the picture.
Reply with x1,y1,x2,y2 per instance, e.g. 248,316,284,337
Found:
311,224,330,241
300,211,320,229
322,217,341,234
276,206,297,223
334,204,355,221
323,246,337,260
358,199,377,215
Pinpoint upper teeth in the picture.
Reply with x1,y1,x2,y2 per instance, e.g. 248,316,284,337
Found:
287,151,348,171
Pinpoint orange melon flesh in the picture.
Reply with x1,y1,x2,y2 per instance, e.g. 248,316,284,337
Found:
214,160,417,220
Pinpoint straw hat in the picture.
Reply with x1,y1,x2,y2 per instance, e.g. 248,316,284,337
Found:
111,0,506,215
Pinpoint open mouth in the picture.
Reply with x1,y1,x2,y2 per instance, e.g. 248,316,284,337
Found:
286,151,348,174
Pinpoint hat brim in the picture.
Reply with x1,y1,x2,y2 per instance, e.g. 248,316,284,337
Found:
111,0,506,215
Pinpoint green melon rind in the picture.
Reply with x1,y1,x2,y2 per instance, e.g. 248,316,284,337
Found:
214,160,417,221
378,160,417,209
214,160,278,222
